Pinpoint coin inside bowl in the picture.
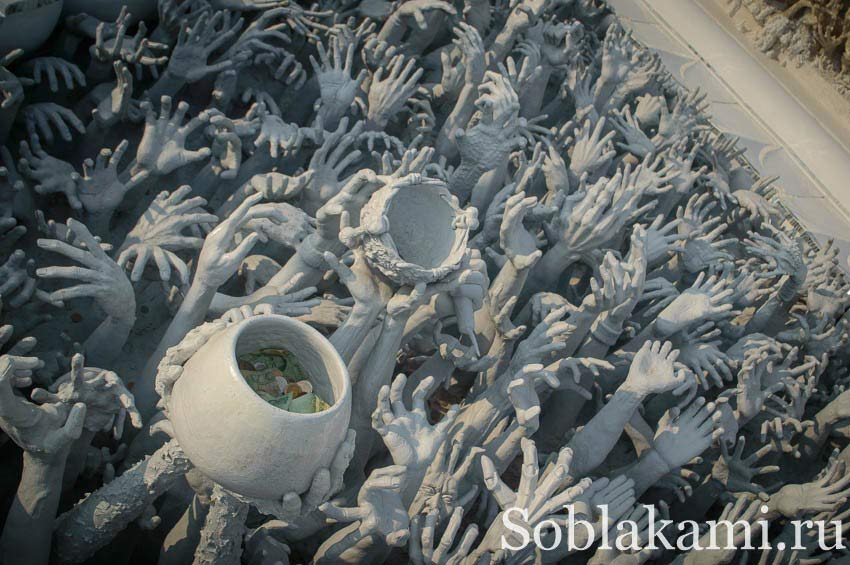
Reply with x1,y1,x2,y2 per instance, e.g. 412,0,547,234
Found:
233,318,339,411
237,347,332,414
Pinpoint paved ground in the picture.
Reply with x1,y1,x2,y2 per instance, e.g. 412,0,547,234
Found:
608,0,850,268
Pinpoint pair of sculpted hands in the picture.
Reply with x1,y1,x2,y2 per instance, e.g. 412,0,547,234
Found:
0,0,848,564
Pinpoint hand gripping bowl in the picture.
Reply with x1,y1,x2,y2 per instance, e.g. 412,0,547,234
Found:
359,177,477,286
168,315,352,499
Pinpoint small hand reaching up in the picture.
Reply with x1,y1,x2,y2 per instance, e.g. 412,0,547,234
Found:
117,186,217,286
37,219,135,320
136,96,211,175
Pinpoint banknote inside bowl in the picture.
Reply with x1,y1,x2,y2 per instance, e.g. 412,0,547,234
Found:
168,315,352,498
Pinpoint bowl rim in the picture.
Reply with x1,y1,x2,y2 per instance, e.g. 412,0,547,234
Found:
225,314,351,420
360,179,471,283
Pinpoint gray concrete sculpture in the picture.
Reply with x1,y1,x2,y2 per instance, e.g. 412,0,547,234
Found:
0,0,849,563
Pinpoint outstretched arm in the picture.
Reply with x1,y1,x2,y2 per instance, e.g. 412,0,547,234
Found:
0,353,86,565
568,341,689,478
37,219,136,366
54,440,192,563
137,193,284,414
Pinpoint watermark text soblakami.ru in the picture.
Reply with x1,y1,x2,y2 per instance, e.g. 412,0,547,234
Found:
501,504,847,552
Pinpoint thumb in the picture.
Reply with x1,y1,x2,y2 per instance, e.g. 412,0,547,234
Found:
413,10,428,30
61,402,87,442
224,232,261,266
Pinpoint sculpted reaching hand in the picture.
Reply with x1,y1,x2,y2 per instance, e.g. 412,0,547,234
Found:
249,170,313,202
164,10,244,84
770,452,850,518
760,372,819,446
499,364,561,430
409,506,478,565
474,71,522,130
37,219,135,364
22,57,85,93
0,249,51,310
21,103,86,145
0,354,84,459
611,105,657,158
18,135,81,209
390,0,457,33
746,225,808,290
77,140,149,227
195,193,288,288
655,272,737,336
37,219,134,319
315,465,411,563
450,71,524,198
622,340,692,398
567,117,616,180
354,348,460,484
675,325,735,390
92,62,143,128
0,355,95,565
596,25,633,88
135,96,211,176
588,227,648,340
474,440,593,561
31,353,141,439
117,186,218,285
535,168,651,287
409,437,482,521
89,8,168,72
653,397,724,473
253,102,306,159
503,0,547,37
311,35,368,129
446,23,486,95
712,436,779,495
373,374,459,473
734,346,788,422
676,193,735,272
315,169,384,243
304,118,366,213
367,54,423,131
644,214,687,266
509,305,573,371
499,191,543,270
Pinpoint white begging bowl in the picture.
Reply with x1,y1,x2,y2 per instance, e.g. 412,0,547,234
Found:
62,0,156,21
360,178,476,286
168,315,352,499
0,0,64,55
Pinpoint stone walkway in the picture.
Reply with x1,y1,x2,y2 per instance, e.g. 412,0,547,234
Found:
609,0,850,267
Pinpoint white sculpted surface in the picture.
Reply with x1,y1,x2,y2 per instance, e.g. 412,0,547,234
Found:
0,1,847,564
